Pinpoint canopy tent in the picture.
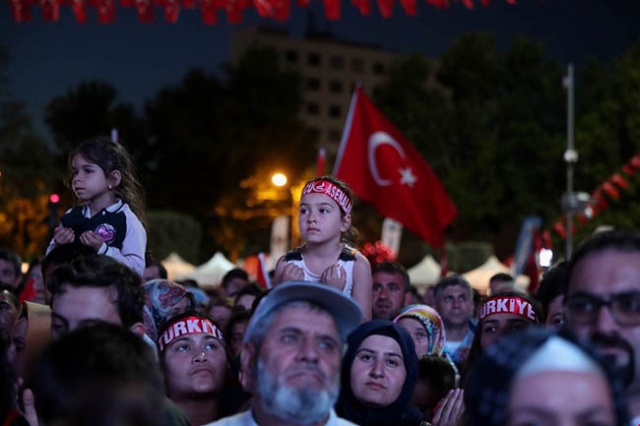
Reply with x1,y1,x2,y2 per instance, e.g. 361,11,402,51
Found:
407,255,441,291
174,251,236,289
462,255,529,294
161,252,196,281
8,0,514,25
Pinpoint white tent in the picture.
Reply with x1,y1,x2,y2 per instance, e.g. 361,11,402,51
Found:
174,251,236,289
462,255,529,294
161,252,196,281
407,255,441,291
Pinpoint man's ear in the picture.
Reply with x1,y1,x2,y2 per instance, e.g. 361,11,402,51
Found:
239,342,257,392
129,322,146,337
108,170,122,189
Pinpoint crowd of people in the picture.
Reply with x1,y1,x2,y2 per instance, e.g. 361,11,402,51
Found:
1,136,640,426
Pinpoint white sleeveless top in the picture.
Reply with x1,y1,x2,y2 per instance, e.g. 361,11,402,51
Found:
284,245,357,296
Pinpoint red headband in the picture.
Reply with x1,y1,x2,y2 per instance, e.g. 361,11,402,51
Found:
301,180,352,214
157,316,225,353
479,296,538,323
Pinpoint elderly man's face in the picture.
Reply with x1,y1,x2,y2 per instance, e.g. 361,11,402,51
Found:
248,304,342,423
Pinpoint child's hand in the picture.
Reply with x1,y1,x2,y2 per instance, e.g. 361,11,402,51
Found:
279,263,305,282
321,264,346,291
431,388,464,426
53,226,75,246
79,231,104,251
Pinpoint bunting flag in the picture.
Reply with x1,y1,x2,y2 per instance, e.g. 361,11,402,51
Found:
551,149,640,239
9,0,31,22
6,0,515,24
40,0,60,21
334,86,457,248
71,0,87,22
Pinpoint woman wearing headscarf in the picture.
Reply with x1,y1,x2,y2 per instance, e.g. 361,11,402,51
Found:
465,327,628,426
142,279,195,342
393,306,461,423
335,320,425,426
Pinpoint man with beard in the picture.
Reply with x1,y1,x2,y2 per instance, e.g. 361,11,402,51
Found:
206,281,363,426
371,261,412,320
565,230,640,425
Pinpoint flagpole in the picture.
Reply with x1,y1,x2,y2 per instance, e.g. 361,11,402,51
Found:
564,64,576,260
333,84,361,175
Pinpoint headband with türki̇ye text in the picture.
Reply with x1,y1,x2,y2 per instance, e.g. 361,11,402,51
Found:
157,316,225,353
301,180,352,214
479,296,538,323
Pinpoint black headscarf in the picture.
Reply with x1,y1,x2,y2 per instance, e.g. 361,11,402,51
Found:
336,319,423,426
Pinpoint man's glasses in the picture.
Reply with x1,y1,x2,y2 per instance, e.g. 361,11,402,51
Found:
566,292,640,327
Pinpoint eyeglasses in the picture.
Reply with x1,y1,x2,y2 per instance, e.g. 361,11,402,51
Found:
566,292,640,327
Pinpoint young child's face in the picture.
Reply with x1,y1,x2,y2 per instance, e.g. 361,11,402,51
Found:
298,192,350,243
70,154,109,202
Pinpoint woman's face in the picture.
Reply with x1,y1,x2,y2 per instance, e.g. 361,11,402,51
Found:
508,370,616,426
545,295,565,329
350,334,407,408
480,313,532,350
8,316,28,377
396,317,430,357
229,320,248,356
162,333,227,398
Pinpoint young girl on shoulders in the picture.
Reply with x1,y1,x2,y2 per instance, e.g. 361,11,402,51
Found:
273,176,372,319
46,137,147,276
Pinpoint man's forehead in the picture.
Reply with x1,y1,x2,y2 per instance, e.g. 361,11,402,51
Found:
270,304,339,335
373,271,403,284
569,249,640,292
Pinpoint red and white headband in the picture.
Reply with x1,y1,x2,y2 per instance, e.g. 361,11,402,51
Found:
301,179,352,214
157,315,225,353
479,296,538,323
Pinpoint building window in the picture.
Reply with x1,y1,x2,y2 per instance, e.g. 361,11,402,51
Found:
329,80,343,93
308,53,321,67
330,55,344,70
329,105,342,118
373,62,385,74
285,50,298,63
306,103,319,115
351,58,364,72
329,129,342,142
307,78,321,91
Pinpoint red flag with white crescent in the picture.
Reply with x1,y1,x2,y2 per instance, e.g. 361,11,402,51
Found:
333,87,457,248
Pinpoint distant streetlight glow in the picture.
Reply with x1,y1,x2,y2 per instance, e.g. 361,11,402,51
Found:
271,173,288,187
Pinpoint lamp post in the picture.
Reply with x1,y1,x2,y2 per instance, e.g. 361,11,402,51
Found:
563,64,576,260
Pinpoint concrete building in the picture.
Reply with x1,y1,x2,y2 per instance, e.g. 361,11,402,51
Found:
230,25,400,156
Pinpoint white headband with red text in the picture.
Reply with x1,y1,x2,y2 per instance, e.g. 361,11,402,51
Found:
301,180,352,214
479,296,538,323
157,316,225,352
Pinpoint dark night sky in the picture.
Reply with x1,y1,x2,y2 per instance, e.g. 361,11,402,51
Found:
2,0,639,143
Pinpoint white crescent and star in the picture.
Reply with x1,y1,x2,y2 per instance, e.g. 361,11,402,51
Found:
367,131,418,188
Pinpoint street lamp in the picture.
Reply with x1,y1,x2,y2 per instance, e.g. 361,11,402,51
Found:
271,172,288,187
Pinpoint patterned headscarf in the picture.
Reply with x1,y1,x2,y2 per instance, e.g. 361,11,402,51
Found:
393,304,446,357
142,279,194,341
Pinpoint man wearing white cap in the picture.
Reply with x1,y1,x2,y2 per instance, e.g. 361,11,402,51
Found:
205,281,363,426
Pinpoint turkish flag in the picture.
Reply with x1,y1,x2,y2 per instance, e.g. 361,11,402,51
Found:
333,87,457,248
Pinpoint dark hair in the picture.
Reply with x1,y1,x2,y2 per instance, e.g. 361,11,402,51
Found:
48,254,144,327
144,252,168,280
372,261,410,292
225,308,252,342
68,137,146,228
416,355,457,412
32,323,164,426
464,327,628,426
434,275,472,298
221,268,249,290
465,290,543,379
234,282,264,301
489,272,514,284
42,243,95,282
301,175,359,245
565,230,640,296
535,261,568,322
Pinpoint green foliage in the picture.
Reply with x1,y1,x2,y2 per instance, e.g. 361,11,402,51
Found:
146,211,203,263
